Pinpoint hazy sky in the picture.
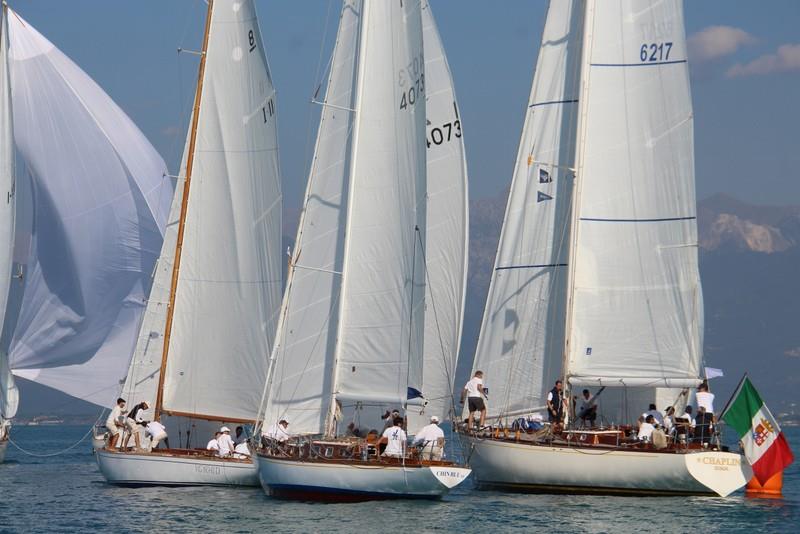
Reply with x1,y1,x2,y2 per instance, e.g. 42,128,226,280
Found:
13,0,800,209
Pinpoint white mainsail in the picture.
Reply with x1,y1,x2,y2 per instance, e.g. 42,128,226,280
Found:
408,0,468,430
329,0,426,409
565,0,701,388
6,10,170,407
0,5,17,422
123,0,282,423
262,0,361,435
262,0,427,434
471,0,584,419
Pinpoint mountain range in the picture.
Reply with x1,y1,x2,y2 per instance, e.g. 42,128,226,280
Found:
15,193,800,418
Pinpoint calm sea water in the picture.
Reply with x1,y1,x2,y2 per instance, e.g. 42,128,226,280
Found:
1,425,798,533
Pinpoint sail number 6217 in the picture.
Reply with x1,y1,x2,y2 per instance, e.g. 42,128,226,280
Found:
640,42,673,62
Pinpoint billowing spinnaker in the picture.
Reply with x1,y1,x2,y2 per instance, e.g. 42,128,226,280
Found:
7,10,170,406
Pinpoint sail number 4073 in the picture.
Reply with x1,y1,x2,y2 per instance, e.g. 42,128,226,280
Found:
640,42,673,62
398,53,425,111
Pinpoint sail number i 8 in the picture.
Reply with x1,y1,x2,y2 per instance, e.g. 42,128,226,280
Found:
399,53,425,110
640,42,673,62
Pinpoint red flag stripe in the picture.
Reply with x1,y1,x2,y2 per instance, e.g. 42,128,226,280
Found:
751,432,795,486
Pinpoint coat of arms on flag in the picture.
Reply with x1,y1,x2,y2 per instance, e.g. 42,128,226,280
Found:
721,375,794,484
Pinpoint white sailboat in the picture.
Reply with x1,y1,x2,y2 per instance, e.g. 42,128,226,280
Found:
255,0,470,501
1,6,170,462
96,0,282,486
463,0,752,497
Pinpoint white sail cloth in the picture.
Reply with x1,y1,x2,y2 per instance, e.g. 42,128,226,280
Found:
263,0,361,435
0,7,17,420
6,10,170,407
408,0,468,431
566,0,702,385
471,0,583,419
157,0,282,422
332,0,427,408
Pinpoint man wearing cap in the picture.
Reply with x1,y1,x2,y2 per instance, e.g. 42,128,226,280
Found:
217,426,236,457
262,419,291,443
412,416,445,461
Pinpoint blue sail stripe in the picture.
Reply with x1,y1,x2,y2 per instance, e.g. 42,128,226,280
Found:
590,59,687,68
495,263,567,271
528,99,579,108
580,216,696,223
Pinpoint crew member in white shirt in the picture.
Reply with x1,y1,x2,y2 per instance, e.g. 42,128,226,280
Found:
637,415,656,441
262,419,291,443
105,398,127,450
644,404,664,426
217,426,236,457
145,420,168,451
412,416,445,460
662,406,676,434
696,382,715,415
460,370,486,430
379,416,407,458
206,431,221,452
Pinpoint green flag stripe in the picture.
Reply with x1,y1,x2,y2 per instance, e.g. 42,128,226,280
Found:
722,377,764,437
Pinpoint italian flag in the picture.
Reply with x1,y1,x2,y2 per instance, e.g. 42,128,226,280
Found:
721,376,794,484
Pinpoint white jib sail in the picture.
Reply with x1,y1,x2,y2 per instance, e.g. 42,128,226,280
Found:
7,10,170,407
262,0,361,435
565,0,701,388
470,0,584,420
407,0,468,431
332,0,427,407
161,0,282,422
0,6,18,421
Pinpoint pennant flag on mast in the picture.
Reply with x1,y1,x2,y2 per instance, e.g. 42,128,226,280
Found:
721,376,794,484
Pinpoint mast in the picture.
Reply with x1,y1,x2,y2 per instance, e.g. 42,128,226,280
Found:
560,0,595,414
324,0,369,438
153,0,214,421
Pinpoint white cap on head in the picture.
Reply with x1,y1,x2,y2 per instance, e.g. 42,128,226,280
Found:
430,416,440,424
220,426,231,433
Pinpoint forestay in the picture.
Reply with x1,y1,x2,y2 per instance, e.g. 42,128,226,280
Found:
262,0,361,435
407,0,468,431
0,5,17,420
7,10,170,407
332,0,427,407
471,0,583,419
157,0,282,422
566,0,701,387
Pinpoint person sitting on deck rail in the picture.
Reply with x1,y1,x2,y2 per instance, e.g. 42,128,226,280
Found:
105,398,127,450
345,422,364,438
234,425,246,445
206,431,221,452
412,415,445,461
145,420,168,451
461,371,486,430
123,401,149,451
217,426,236,457
637,415,657,441
262,419,291,443
379,416,407,458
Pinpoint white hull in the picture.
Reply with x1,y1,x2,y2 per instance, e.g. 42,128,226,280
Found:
96,448,259,487
0,438,7,463
257,454,471,502
467,437,752,497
